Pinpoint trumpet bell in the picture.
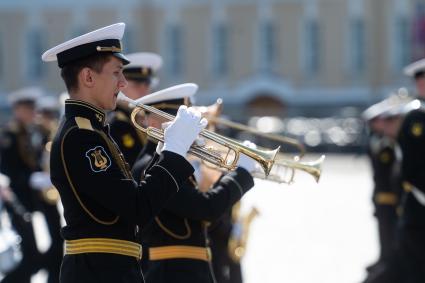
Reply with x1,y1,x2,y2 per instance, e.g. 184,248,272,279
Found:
253,155,325,184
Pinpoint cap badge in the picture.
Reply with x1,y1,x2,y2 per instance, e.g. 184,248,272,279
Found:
96,45,122,52
141,68,148,76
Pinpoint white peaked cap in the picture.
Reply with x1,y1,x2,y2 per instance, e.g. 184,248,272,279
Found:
37,96,61,111
125,52,163,71
137,83,198,105
403,58,425,77
42,23,129,67
8,87,43,105
118,83,198,106
362,90,413,120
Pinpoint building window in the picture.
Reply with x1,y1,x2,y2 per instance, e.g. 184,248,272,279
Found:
123,26,134,54
166,25,183,76
72,27,87,38
411,4,425,60
26,29,45,80
0,33,3,81
350,18,365,74
212,24,228,76
395,17,411,69
304,19,320,75
260,21,277,73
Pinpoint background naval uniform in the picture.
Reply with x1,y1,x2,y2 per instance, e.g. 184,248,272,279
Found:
108,105,146,167
0,120,43,282
50,100,194,283
134,148,254,283
367,134,402,266
209,208,243,283
36,113,63,283
397,98,425,282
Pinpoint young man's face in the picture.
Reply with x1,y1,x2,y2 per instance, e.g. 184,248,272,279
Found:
369,117,385,134
382,116,403,139
13,102,36,126
92,57,128,111
123,80,151,100
415,76,425,98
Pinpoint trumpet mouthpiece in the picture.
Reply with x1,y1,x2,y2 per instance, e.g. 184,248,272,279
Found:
117,92,137,108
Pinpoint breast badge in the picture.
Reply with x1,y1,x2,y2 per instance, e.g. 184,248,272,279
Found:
379,152,390,163
411,123,423,137
122,134,135,148
85,146,111,172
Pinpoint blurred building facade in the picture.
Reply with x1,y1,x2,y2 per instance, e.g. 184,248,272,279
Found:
0,0,423,118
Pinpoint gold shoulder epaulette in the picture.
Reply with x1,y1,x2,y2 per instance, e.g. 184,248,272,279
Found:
75,117,94,131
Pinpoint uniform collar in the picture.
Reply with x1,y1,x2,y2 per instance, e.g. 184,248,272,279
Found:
115,104,131,116
64,99,107,128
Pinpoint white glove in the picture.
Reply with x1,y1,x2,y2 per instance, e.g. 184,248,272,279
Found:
162,106,208,157
0,173,10,188
236,140,258,173
156,141,164,154
30,171,53,191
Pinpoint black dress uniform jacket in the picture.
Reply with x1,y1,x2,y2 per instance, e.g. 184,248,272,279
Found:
366,135,401,271
0,120,44,282
397,99,425,283
50,100,194,283
108,105,145,168
0,121,42,211
134,141,254,283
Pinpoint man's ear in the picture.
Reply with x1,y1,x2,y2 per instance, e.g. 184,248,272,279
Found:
79,67,95,89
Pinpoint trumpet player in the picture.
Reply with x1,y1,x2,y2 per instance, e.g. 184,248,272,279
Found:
129,84,257,283
42,23,208,283
109,52,163,167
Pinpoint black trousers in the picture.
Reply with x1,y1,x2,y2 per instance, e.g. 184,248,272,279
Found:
211,243,242,283
363,227,425,283
375,206,398,261
39,202,63,283
398,228,425,283
1,209,41,283
60,253,144,283
144,259,214,283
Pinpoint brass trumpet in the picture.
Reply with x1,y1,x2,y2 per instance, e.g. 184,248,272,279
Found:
194,99,324,184
252,155,325,184
119,94,280,176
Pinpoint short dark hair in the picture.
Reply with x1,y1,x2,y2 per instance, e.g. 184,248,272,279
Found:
60,53,113,93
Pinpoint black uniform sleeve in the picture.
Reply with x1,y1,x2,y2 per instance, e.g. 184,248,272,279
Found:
164,167,254,222
132,154,154,184
62,128,194,226
0,130,37,211
372,146,395,192
399,111,425,192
